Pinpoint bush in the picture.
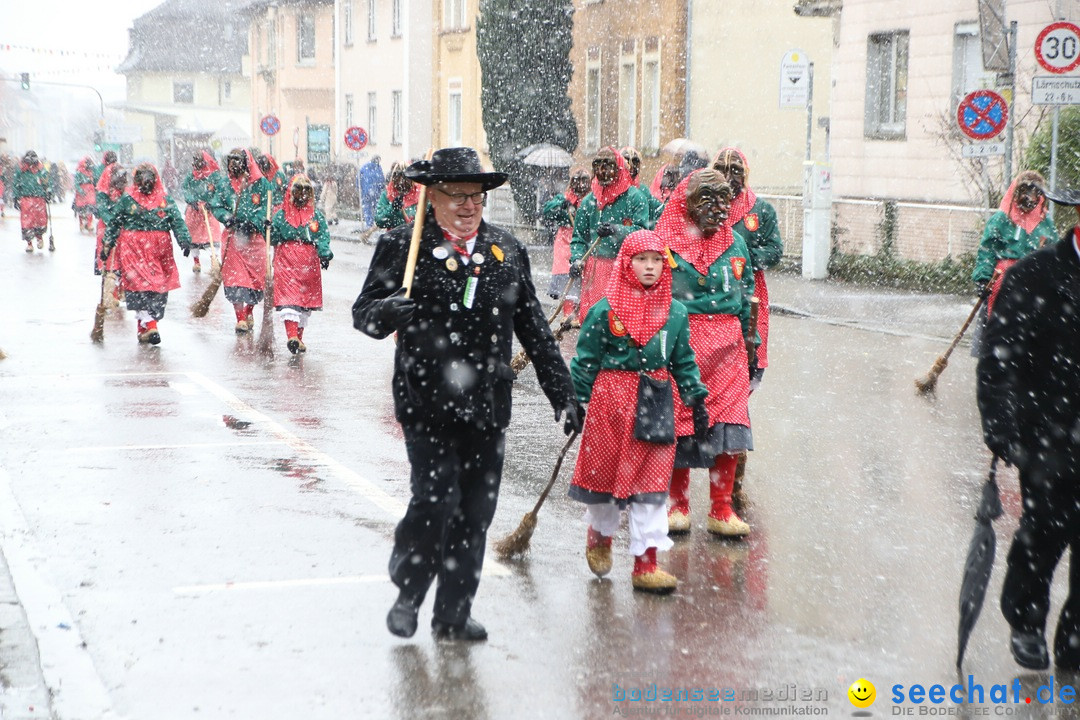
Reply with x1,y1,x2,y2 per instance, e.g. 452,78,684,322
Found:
825,250,976,295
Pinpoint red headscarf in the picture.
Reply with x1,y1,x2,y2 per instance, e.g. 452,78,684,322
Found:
605,230,672,346
712,147,757,226
999,170,1047,234
228,148,265,194
96,163,127,199
260,151,280,179
386,176,420,209
655,170,736,275
77,157,94,176
127,163,167,210
649,164,672,203
193,150,220,180
592,147,633,210
282,174,316,228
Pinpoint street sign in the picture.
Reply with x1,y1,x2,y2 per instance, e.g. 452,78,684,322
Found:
260,114,281,136
779,50,810,108
1032,76,1080,105
1036,21,1080,74
962,142,1006,158
307,123,331,164
105,123,142,144
344,126,368,151
956,90,1008,140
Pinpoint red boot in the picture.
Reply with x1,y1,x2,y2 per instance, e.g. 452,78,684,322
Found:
245,305,255,327
631,547,677,594
285,320,300,354
707,454,749,537
586,526,613,577
234,305,250,333
296,326,307,353
668,468,691,534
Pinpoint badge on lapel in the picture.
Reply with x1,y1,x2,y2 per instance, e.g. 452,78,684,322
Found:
491,245,504,262
252,194,261,205
744,213,760,232
609,312,627,337
309,221,319,232
731,257,746,280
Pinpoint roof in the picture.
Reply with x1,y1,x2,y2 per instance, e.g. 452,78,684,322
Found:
793,0,842,17
117,0,253,75
241,0,333,16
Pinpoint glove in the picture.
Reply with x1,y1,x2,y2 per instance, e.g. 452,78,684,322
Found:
568,260,584,279
223,215,240,229
99,246,111,262
13,198,19,210
242,220,260,236
692,401,710,440
391,196,404,211
596,222,617,238
377,287,416,330
557,401,585,436
182,245,191,257
320,256,331,270
976,280,994,299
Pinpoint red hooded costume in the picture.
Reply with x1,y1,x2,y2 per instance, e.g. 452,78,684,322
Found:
272,175,326,311
113,165,184,295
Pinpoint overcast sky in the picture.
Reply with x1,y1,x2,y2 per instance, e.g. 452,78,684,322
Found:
2,1,165,102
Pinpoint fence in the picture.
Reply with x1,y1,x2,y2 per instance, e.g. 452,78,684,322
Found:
758,194,994,263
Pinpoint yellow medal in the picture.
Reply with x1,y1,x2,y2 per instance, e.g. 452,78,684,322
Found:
492,245,504,262
446,257,459,272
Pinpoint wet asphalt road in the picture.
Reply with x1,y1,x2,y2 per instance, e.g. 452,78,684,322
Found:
0,208,1071,719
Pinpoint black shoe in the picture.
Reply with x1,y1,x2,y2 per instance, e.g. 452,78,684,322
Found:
287,338,301,354
1011,629,1050,670
386,592,421,638
432,616,487,642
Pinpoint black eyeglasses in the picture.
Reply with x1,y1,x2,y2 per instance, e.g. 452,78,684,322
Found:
434,188,487,206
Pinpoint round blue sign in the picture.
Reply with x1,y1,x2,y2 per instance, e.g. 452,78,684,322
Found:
260,115,281,137
344,126,368,151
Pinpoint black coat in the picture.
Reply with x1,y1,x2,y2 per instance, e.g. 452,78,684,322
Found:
977,232,1080,473
353,215,575,429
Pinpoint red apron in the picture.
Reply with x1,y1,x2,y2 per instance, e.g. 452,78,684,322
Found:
754,269,771,369
221,229,267,292
19,197,47,230
184,204,222,250
551,226,572,275
272,242,323,309
117,229,180,293
674,314,750,435
986,258,1017,316
579,256,615,320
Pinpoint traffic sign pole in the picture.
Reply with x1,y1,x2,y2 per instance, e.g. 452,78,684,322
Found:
1050,106,1060,220
1004,21,1017,189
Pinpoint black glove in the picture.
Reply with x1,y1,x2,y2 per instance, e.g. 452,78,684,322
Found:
100,247,111,262
223,215,240,229
596,222,617,238
568,260,584,279
377,287,416,331
976,280,994,299
557,401,585,436
182,245,191,257
13,198,19,210
692,401,710,440
320,256,331,270
391,196,404,211
244,220,262,236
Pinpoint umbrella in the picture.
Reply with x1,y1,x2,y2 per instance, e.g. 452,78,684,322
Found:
956,456,1003,670
520,143,574,168
661,138,707,159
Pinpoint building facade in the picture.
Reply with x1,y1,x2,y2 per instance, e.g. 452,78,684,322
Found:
432,0,488,162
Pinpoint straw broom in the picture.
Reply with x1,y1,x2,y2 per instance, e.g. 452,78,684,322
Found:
256,189,276,357
402,150,434,298
90,247,115,343
191,205,225,318
494,431,579,560
0,346,7,360
915,270,1000,396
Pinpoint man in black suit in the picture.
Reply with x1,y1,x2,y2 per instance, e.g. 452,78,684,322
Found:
978,187,1080,670
353,147,583,642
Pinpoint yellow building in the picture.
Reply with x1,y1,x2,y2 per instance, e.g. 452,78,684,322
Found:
246,0,336,165
432,0,488,163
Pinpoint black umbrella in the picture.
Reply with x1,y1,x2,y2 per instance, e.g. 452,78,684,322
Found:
957,456,1003,670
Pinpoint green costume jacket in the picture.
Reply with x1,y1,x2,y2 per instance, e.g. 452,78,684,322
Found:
541,194,574,226
731,198,783,272
182,170,229,208
208,177,273,232
103,196,191,252
669,237,755,336
13,166,49,199
270,210,333,261
634,185,663,230
570,298,707,405
972,210,1059,284
570,188,650,263
95,191,123,226
374,190,417,229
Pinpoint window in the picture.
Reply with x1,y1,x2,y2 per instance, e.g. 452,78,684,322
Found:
448,81,463,146
220,78,232,104
346,93,354,128
297,13,316,62
368,92,377,144
585,48,601,151
368,0,376,41
344,1,354,45
864,30,909,139
618,56,636,148
267,21,277,65
392,90,403,145
393,0,402,36
444,0,467,31
641,52,660,152
952,23,984,110
173,81,194,104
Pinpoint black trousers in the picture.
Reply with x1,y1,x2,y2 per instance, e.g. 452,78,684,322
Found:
390,420,506,627
1001,459,1080,665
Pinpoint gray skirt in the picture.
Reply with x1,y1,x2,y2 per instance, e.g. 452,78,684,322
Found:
674,422,753,468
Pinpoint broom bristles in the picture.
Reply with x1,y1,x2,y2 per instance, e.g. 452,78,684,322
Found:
493,512,538,560
0,347,7,360
191,271,222,318
90,303,106,343
255,279,275,357
914,356,947,395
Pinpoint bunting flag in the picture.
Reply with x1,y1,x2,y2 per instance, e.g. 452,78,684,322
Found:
0,43,124,60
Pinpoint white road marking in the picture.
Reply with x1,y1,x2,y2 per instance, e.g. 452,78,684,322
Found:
173,574,391,595
65,441,286,453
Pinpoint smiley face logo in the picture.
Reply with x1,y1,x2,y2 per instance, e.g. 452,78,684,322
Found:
848,679,876,708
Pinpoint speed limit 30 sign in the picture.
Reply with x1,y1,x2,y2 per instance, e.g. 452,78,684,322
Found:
1036,21,1080,74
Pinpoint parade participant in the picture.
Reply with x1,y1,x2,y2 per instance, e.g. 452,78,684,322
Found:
678,149,709,181
353,147,581,642
977,188,1080,671
0,173,5,218
209,148,272,333
374,163,420,230
181,150,227,274
570,147,650,320
360,155,385,229
94,163,128,280
541,167,590,320
650,163,679,204
48,161,63,203
569,229,709,593
13,150,51,252
318,169,339,225
100,164,192,345
622,146,662,230
253,150,287,211
94,150,118,185
271,175,332,354
73,157,97,233
656,169,755,538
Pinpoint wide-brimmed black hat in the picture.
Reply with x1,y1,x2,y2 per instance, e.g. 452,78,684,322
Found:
404,147,507,191
1042,186,1080,206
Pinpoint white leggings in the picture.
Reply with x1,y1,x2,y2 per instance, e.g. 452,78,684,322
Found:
276,308,312,326
585,502,674,557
